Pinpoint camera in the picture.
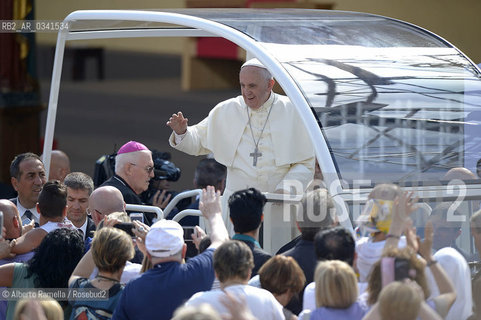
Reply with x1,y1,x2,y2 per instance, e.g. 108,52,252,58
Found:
152,158,181,182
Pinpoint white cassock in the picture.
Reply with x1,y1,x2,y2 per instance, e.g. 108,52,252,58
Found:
169,92,315,252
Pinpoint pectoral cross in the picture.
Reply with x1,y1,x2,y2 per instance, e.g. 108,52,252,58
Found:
250,147,262,166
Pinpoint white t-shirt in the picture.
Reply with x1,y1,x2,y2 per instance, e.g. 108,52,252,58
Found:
429,247,472,320
186,284,284,320
39,219,75,233
356,236,406,282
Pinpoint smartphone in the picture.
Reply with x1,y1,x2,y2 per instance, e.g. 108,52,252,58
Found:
381,257,412,288
183,226,195,242
130,212,144,223
114,222,136,237
394,258,411,281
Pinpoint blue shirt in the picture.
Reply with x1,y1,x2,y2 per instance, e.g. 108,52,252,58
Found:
310,301,367,320
112,248,215,320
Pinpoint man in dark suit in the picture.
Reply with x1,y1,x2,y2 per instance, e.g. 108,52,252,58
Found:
8,153,47,227
229,188,271,277
64,172,96,240
171,158,226,223
100,141,155,225
280,188,337,315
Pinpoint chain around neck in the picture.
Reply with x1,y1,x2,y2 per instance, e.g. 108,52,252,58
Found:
246,93,276,153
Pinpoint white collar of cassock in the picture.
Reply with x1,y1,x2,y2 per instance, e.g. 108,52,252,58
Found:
250,92,275,114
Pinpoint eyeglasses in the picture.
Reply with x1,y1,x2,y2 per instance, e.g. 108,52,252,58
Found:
87,208,106,217
130,163,154,174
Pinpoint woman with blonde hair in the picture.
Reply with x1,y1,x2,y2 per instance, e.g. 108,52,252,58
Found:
68,227,135,319
14,298,63,320
310,260,367,320
363,280,442,320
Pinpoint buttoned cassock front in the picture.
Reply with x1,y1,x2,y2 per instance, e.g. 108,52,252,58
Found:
169,93,315,250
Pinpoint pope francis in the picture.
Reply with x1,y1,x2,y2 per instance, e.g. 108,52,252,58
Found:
167,58,315,252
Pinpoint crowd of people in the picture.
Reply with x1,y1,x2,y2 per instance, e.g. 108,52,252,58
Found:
0,59,480,320
0,147,479,320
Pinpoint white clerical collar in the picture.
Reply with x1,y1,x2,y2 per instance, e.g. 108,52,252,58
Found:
252,92,275,113
16,199,40,223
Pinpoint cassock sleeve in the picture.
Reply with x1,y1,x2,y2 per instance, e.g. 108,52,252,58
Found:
168,117,212,156
275,156,315,192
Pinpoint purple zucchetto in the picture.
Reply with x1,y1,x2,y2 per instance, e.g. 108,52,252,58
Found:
117,141,150,154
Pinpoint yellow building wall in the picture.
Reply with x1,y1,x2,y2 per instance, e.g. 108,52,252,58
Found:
36,0,481,62
330,0,481,63
35,0,187,54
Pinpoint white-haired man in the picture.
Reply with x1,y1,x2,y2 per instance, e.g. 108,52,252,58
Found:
101,141,155,224
167,59,315,250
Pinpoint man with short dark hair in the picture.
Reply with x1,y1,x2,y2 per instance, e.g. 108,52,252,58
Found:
302,226,356,311
64,172,96,240
186,240,283,320
8,152,47,227
229,188,271,276
170,158,227,223
313,226,355,266
194,158,227,193
11,180,74,255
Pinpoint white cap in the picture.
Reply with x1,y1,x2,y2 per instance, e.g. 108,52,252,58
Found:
145,219,184,258
241,58,267,70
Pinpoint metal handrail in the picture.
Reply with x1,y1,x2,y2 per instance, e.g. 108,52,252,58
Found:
163,189,202,217
125,204,164,222
172,209,203,222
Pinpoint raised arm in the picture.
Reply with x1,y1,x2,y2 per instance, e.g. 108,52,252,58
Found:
199,186,229,249
167,112,188,135
11,229,46,255
383,191,418,253
69,249,96,286
418,222,456,318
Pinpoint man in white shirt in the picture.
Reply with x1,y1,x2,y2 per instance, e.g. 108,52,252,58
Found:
167,59,315,250
9,152,47,227
186,240,284,320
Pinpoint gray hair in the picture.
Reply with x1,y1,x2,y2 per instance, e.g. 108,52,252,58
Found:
64,172,94,195
172,304,221,320
115,150,151,174
259,67,273,81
